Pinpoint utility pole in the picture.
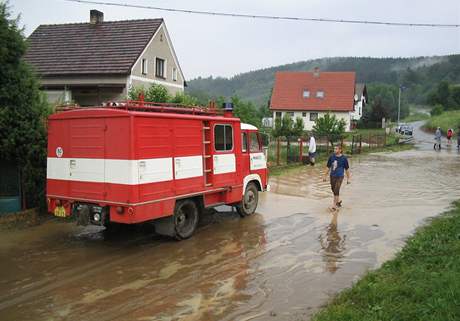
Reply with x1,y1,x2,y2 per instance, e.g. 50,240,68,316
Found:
397,86,401,125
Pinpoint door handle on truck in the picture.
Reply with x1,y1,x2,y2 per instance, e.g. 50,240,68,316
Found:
70,159,76,169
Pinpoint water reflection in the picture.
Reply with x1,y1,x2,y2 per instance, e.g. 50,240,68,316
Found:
318,212,346,273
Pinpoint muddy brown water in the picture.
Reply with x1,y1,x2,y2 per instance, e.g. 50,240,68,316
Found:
1,122,459,321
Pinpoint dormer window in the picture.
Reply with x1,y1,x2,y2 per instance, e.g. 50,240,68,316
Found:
302,90,310,98
316,90,324,98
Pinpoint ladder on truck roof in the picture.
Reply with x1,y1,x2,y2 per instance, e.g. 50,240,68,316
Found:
56,100,223,116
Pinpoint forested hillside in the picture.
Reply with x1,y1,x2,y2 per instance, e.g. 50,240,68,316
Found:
186,55,460,107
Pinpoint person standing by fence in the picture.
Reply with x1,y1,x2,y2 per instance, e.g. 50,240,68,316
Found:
323,145,351,211
308,133,317,166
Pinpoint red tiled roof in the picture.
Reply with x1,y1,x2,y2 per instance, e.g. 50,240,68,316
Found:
270,71,356,112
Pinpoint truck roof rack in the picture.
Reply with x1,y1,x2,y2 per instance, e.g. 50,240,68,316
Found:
55,100,223,116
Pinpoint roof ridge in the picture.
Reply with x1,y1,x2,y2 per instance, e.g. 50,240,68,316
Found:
276,71,356,74
37,18,163,28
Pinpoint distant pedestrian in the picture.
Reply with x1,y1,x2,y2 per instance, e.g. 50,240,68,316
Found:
308,134,316,166
434,127,442,150
447,128,454,145
457,127,460,150
323,145,350,211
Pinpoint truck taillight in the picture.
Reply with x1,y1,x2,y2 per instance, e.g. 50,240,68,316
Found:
116,206,124,214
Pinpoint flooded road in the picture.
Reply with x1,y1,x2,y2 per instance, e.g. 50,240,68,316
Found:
1,122,459,321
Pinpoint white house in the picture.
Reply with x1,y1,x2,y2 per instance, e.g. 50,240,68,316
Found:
270,69,364,132
24,10,185,106
350,83,368,121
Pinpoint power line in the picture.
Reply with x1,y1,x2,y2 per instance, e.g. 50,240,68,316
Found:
62,0,460,28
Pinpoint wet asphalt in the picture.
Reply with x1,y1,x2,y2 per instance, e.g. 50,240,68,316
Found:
0,121,459,321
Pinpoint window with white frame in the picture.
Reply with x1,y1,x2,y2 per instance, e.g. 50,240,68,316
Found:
275,111,282,119
302,90,310,98
141,58,148,75
287,112,294,117
172,67,177,81
302,112,307,117
316,90,324,98
155,58,165,78
310,112,319,121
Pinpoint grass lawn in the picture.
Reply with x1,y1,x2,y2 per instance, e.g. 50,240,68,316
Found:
425,110,460,131
312,200,460,321
269,142,413,177
402,112,430,123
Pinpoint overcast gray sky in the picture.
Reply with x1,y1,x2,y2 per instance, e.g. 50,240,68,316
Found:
9,0,460,79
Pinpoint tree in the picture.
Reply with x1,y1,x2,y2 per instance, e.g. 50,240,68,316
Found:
0,3,50,209
231,96,261,127
451,86,460,109
145,84,170,103
430,104,444,116
128,84,198,106
312,113,346,145
292,117,305,137
127,85,144,100
436,81,450,108
272,114,293,138
170,92,198,106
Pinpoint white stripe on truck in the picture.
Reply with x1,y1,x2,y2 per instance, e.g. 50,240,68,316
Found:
48,154,235,185
48,157,174,185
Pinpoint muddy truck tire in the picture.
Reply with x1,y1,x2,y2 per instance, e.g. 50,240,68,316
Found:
154,199,199,240
237,182,259,217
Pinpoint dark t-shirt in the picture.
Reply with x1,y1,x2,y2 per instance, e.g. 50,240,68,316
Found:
327,154,349,177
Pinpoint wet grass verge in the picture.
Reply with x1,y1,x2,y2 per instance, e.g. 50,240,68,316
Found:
312,200,460,321
269,143,414,177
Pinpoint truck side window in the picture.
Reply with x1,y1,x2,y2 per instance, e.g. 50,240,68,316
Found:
214,124,233,151
249,132,261,152
241,132,248,152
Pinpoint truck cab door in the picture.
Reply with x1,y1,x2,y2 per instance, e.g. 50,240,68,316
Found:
240,131,250,177
248,131,268,185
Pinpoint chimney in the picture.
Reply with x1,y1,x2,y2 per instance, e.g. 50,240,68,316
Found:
90,10,104,24
313,67,320,77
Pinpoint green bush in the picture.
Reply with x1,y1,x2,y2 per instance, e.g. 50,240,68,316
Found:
313,113,346,144
430,104,444,116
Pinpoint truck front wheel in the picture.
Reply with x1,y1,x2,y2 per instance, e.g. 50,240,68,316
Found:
174,199,199,240
237,182,259,217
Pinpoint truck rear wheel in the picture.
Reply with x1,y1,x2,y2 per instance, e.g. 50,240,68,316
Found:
237,182,259,217
174,199,199,240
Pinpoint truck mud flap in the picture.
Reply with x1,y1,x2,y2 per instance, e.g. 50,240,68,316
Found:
153,216,176,238
76,205,90,226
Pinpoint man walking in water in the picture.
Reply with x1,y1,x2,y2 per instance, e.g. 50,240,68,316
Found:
323,145,351,211
434,127,442,150
308,133,317,166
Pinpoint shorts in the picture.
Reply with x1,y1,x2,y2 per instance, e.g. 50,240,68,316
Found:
330,176,344,196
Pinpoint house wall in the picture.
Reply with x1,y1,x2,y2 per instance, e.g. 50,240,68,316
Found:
130,23,184,96
351,96,366,120
272,110,352,132
40,76,128,106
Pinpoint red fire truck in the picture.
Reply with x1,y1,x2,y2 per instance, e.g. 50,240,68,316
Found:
46,101,268,239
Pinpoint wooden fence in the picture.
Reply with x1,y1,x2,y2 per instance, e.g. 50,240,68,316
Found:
267,133,388,167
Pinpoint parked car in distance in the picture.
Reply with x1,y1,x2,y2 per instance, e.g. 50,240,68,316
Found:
396,123,406,133
399,125,413,136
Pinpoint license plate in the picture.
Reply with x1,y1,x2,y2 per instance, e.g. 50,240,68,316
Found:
54,206,67,217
